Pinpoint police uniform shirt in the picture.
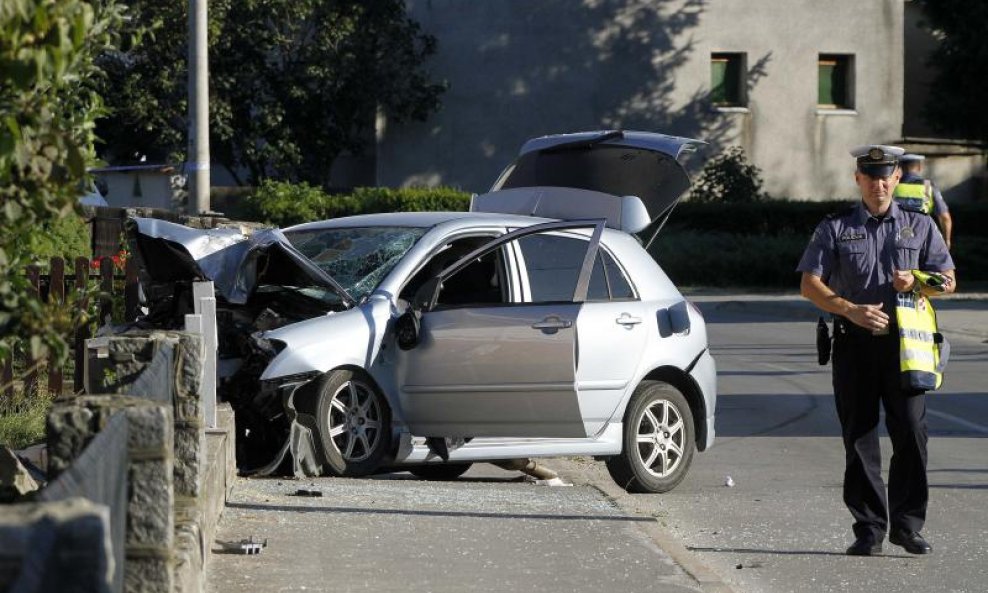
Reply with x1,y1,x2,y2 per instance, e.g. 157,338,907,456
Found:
899,172,949,217
797,200,954,315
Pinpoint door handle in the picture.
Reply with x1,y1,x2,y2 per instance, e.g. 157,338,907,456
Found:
531,315,573,331
616,313,642,327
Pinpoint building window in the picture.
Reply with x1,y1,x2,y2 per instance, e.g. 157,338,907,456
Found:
818,54,854,109
710,53,746,107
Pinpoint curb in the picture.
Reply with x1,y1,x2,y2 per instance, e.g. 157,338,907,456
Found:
553,459,739,593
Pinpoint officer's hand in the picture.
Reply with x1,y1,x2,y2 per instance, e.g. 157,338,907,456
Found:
893,269,916,293
847,303,889,332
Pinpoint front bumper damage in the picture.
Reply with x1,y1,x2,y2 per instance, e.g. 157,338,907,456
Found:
125,217,351,476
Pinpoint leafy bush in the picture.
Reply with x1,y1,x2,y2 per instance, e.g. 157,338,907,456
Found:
244,181,471,227
654,201,988,286
0,388,54,449
689,146,766,203
27,212,93,262
0,0,122,363
335,187,471,216
244,180,331,226
650,230,807,288
666,200,855,235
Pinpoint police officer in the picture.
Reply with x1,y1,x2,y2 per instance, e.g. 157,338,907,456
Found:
894,153,953,250
797,145,956,556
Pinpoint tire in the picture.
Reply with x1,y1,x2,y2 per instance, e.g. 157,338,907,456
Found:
606,381,695,493
315,369,391,477
408,463,473,481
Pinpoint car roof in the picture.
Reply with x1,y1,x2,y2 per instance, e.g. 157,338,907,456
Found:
283,211,558,233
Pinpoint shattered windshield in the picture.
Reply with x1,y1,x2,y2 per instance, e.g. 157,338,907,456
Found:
284,226,427,300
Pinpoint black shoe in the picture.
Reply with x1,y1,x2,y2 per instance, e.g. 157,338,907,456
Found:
846,534,883,556
889,530,932,555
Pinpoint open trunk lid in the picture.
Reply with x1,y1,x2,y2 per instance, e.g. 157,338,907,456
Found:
478,130,704,245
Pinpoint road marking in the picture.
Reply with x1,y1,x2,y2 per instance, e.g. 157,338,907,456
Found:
928,408,988,435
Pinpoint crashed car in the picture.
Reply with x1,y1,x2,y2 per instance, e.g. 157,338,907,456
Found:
128,130,717,493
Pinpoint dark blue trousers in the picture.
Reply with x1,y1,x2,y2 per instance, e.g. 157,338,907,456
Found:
832,323,929,539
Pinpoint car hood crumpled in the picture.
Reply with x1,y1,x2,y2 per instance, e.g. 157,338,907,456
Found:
126,217,354,306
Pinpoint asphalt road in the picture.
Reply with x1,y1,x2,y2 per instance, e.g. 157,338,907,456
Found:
566,297,987,593
206,294,988,593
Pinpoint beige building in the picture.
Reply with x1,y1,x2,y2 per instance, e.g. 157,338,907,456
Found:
374,0,983,202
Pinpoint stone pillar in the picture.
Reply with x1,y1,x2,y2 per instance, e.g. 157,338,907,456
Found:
85,331,206,499
48,396,174,593
0,498,113,593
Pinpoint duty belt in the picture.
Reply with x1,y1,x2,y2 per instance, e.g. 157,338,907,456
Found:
834,316,897,338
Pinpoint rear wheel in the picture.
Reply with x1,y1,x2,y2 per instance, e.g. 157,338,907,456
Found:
606,381,695,493
408,463,473,481
315,370,391,477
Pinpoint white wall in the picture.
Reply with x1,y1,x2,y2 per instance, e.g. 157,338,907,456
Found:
377,0,905,200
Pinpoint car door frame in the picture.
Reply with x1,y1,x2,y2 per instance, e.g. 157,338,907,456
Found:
415,219,606,311
396,219,607,439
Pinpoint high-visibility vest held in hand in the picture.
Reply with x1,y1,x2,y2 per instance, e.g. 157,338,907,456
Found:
893,180,934,215
895,279,949,391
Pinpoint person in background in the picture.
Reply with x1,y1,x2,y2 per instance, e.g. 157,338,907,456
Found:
797,144,956,557
893,153,953,250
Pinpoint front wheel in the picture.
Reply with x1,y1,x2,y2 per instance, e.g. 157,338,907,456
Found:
315,370,391,477
606,381,695,493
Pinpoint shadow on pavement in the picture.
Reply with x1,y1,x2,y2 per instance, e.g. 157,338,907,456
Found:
225,501,653,523
686,546,917,560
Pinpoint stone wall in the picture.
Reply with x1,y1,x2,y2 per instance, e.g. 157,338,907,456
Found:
1,329,237,593
48,396,175,593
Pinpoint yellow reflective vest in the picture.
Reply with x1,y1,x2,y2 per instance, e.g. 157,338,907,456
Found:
895,281,948,391
893,180,934,215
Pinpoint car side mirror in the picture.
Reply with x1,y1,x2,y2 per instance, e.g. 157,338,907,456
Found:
412,276,442,312
396,308,421,350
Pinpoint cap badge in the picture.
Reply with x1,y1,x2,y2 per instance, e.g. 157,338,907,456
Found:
867,147,884,161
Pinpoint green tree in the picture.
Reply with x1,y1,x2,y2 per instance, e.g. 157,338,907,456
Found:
96,0,446,186
689,146,767,204
0,0,121,363
914,1,988,142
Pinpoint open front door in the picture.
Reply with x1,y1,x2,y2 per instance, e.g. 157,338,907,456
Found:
397,220,605,438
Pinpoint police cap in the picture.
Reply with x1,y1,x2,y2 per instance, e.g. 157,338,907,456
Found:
899,153,926,165
850,144,904,178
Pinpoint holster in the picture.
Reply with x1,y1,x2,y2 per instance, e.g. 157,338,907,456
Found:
816,316,831,366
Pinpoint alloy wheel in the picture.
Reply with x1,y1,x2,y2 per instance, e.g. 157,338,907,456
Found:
326,379,383,462
635,399,686,478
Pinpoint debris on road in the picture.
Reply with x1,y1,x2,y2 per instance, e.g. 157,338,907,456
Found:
494,458,560,481
219,536,268,555
290,488,323,497
724,475,735,487
524,476,574,487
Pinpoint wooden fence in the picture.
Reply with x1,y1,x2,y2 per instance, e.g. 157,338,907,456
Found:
1,256,140,398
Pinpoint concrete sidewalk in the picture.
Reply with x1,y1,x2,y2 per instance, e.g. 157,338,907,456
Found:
685,289,988,341
206,466,719,593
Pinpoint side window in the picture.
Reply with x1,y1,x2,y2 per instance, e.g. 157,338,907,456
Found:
517,234,590,303
602,251,636,299
586,253,609,301
435,250,504,307
400,235,504,307
516,234,635,303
